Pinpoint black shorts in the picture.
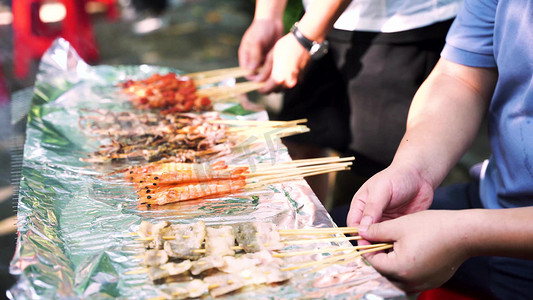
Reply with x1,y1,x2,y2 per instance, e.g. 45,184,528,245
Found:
273,19,453,168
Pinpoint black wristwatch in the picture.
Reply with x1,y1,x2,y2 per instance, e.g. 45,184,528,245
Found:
290,22,329,60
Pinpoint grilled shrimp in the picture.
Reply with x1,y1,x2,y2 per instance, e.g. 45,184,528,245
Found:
140,178,247,205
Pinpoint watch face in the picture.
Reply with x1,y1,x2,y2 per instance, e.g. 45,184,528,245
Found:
309,41,329,60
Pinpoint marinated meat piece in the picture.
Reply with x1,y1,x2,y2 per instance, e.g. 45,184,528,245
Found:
190,255,225,275
164,260,192,276
256,265,292,284
159,284,189,300
234,222,284,252
138,220,153,238
146,221,171,249
203,273,245,297
238,265,291,285
164,221,206,260
205,226,235,256
186,279,210,298
143,249,169,267
218,255,260,274
247,250,284,267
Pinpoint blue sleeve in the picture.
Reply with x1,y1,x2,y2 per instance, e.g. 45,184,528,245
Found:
441,0,498,68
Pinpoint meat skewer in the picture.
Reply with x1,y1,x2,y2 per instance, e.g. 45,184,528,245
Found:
118,68,262,114
80,109,309,164
127,220,390,299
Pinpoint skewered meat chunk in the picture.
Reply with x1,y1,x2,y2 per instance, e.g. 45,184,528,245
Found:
144,249,169,267
186,279,210,298
233,222,284,252
239,265,292,285
159,284,189,300
159,279,210,299
203,273,245,297
138,221,171,249
247,250,284,266
164,260,192,276
138,220,153,238
148,262,193,283
205,226,236,256
148,266,170,281
190,255,225,275
164,221,206,260
218,255,260,274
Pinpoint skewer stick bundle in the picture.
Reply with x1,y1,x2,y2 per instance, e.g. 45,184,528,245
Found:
197,81,265,101
185,67,252,86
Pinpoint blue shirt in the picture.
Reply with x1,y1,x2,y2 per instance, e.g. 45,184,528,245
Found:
441,0,533,208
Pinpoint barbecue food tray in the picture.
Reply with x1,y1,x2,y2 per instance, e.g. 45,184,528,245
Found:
8,39,405,299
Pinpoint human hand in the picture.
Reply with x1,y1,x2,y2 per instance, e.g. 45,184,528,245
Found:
347,164,434,230
259,33,311,93
359,210,471,293
238,19,284,82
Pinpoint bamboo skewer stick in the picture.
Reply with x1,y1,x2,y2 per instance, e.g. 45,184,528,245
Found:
245,165,350,190
283,235,361,245
273,243,390,257
246,162,352,178
231,125,309,137
281,250,359,272
280,244,393,272
197,81,264,100
311,244,394,272
245,166,350,188
185,67,249,80
278,226,359,235
232,156,355,170
209,119,308,127
193,70,252,86
258,156,354,169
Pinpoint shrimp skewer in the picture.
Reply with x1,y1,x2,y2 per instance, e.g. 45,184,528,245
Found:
124,161,229,183
140,178,247,205
134,167,249,189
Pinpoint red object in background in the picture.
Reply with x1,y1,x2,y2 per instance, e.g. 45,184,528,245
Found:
12,0,101,79
0,65,8,105
418,287,482,300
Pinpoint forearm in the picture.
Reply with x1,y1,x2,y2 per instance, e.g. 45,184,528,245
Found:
391,59,497,188
295,0,351,42
459,207,533,259
254,0,287,21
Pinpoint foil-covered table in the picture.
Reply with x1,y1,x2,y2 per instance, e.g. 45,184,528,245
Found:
8,39,405,300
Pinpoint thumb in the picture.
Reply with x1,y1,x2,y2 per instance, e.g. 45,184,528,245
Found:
358,221,399,275
359,221,396,243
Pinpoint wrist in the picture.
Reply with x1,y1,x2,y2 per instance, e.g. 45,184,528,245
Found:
254,0,287,20
451,210,481,259
290,22,329,60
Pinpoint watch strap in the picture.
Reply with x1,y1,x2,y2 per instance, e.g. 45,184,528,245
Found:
290,22,314,52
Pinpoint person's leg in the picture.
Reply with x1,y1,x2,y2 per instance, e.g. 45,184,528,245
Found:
430,180,483,210
272,35,351,204
329,24,450,210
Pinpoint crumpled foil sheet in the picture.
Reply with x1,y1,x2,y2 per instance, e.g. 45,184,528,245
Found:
8,38,405,300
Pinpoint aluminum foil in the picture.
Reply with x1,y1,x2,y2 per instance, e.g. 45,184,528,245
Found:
8,39,405,300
